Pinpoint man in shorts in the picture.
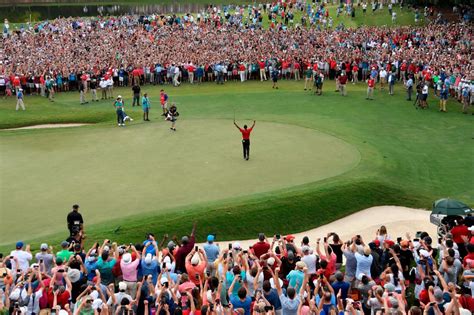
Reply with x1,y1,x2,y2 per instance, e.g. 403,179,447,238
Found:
142,93,150,121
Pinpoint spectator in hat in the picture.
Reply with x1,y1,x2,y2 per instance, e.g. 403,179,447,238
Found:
252,233,270,259
175,222,197,273
300,246,318,278
120,246,141,298
287,261,306,292
141,242,160,285
84,247,98,281
107,281,132,307
203,234,219,276
35,243,54,275
9,241,32,273
186,248,207,285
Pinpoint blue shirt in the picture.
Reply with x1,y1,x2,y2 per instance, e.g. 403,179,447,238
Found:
229,296,251,315
142,241,156,256
84,260,98,281
141,259,160,285
264,289,281,310
280,293,300,315
17,91,23,99
203,243,220,263
142,97,150,108
332,281,350,300
226,271,246,297
286,270,304,292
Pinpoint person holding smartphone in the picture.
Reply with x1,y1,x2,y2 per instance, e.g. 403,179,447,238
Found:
185,248,207,285
251,233,270,259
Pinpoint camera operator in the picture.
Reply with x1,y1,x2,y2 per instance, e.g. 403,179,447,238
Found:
67,204,84,241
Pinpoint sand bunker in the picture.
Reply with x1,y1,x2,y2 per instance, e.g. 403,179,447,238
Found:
199,206,435,248
4,123,91,130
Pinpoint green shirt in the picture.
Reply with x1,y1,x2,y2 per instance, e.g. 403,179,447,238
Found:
56,249,72,262
305,69,312,79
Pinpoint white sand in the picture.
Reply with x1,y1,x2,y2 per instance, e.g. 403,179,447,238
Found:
3,123,91,130
200,206,435,248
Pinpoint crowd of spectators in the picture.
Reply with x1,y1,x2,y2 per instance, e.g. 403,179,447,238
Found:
2,208,474,315
0,1,473,112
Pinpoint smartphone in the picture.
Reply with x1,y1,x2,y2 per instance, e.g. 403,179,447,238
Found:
243,250,248,254
228,243,232,250
356,235,361,239
397,237,402,243
162,262,166,269
276,234,281,240
323,237,327,242
195,246,198,251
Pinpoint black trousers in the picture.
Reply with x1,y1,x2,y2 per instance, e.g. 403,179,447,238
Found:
242,139,250,159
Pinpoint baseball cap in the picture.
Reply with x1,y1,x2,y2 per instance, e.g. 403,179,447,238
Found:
61,241,69,248
16,241,24,249
267,257,275,265
302,245,310,253
384,283,395,293
207,234,215,242
117,95,122,99
118,282,127,291
122,253,132,264
144,253,153,265
191,254,200,265
258,233,265,241
68,268,81,283
285,235,295,241
232,242,241,250
40,243,48,250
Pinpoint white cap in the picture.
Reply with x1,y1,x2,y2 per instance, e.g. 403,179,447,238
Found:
117,95,122,98
191,254,200,265
267,257,275,266
118,282,127,291
232,242,241,250
144,253,153,264
122,253,132,264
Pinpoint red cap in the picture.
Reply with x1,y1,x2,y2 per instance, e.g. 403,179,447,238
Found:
384,240,395,247
373,240,380,247
285,235,295,241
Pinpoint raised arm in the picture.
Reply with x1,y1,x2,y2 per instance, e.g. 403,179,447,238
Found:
234,121,240,129
251,120,256,129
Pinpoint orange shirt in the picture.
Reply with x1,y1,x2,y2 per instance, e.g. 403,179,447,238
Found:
185,261,206,285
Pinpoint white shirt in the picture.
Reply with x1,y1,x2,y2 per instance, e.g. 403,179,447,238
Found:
9,250,32,272
422,85,429,94
301,254,318,274
379,70,387,78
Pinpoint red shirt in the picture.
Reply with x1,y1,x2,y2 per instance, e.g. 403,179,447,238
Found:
451,225,469,244
239,128,253,140
368,78,375,87
252,241,270,258
339,75,347,85
258,61,265,69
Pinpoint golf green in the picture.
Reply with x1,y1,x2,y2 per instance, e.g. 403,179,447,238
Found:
0,119,359,243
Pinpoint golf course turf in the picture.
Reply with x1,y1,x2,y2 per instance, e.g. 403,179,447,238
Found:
0,80,473,251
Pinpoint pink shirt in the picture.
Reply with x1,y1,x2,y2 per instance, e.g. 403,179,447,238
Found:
121,258,140,282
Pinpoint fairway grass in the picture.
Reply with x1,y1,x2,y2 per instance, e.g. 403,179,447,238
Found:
0,80,473,251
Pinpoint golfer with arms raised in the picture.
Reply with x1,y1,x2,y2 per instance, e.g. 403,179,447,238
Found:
234,120,256,160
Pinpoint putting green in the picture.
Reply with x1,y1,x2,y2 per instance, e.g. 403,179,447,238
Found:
0,119,359,243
